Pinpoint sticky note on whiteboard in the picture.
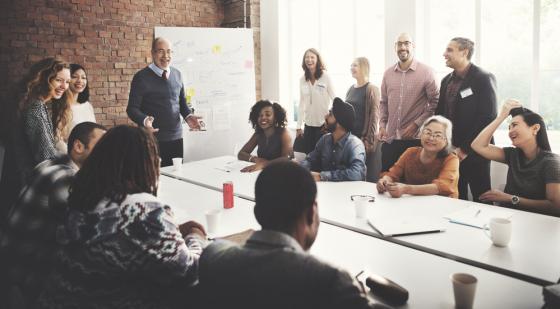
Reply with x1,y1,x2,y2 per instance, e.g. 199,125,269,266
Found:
187,87,195,97
244,60,253,69
212,45,222,54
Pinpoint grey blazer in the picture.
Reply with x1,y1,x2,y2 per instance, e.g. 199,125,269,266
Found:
199,230,389,309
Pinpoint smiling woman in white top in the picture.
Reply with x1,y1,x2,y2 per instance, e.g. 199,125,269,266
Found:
68,63,96,133
297,48,335,154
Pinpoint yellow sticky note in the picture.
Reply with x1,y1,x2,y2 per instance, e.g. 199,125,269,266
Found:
212,45,222,54
187,88,195,97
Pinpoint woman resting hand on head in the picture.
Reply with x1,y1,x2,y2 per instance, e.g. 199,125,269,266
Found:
471,99,560,217
238,100,293,173
377,116,459,198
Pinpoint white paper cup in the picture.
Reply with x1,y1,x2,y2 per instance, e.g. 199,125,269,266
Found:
483,217,512,247
205,209,222,235
451,273,477,309
172,157,183,171
352,196,371,219
293,151,307,163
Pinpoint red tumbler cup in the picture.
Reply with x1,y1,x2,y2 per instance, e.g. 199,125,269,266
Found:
223,181,234,209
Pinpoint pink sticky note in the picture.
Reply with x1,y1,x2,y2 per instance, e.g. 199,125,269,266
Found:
244,60,253,69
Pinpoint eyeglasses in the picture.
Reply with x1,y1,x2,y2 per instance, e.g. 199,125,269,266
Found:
155,49,173,56
350,195,375,202
421,129,445,141
396,41,412,47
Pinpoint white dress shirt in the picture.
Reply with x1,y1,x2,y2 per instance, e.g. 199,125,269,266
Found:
297,71,335,129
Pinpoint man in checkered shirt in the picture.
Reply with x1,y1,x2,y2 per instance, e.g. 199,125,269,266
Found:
0,121,106,306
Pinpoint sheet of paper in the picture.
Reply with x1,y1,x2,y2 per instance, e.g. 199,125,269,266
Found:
368,214,445,237
444,206,513,229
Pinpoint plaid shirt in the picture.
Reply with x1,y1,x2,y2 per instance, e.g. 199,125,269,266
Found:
0,155,77,300
380,59,439,142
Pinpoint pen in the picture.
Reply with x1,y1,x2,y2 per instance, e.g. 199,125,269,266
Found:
355,270,364,279
214,167,231,173
475,209,481,217
367,219,383,235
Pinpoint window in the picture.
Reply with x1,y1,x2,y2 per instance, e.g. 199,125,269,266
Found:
421,0,559,150
539,0,560,149
279,0,385,125
425,0,475,80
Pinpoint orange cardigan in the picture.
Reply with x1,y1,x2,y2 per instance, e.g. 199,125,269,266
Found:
382,147,459,198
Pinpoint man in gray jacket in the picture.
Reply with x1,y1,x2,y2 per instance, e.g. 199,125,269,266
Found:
199,161,389,309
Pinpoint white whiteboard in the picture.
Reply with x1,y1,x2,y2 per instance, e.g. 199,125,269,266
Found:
155,27,256,162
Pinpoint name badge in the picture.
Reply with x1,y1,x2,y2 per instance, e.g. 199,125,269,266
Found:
460,87,473,99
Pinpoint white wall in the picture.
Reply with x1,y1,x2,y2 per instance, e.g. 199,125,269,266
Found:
260,0,281,103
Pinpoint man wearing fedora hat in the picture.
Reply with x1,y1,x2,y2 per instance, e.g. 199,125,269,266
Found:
301,97,366,181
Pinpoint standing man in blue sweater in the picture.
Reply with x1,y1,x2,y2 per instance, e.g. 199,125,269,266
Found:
127,37,201,166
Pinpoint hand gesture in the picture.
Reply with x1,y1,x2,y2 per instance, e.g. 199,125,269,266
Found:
240,162,265,173
376,178,389,193
498,99,523,120
296,129,303,138
479,189,511,203
378,127,387,141
186,115,203,131
144,116,160,133
386,182,407,198
179,220,207,238
311,171,321,182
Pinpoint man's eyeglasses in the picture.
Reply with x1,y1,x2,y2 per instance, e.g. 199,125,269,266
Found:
421,129,445,141
395,41,412,47
155,49,173,56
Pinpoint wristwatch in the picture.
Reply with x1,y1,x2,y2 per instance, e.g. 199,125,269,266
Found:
511,195,520,205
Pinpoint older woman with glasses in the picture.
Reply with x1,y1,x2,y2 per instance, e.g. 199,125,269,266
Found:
377,115,460,198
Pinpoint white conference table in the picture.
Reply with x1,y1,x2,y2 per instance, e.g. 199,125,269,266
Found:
161,156,258,200
315,181,560,286
158,174,545,308
158,174,260,238
162,156,560,285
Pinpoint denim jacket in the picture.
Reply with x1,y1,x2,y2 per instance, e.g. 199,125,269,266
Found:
301,132,366,181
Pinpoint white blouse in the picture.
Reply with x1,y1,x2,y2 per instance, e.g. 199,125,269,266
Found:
297,71,335,129
70,101,96,132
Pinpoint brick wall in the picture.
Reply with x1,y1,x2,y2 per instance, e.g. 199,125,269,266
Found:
0,0,261,127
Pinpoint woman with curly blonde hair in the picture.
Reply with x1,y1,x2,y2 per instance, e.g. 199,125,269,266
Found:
0,58,72,198
22,57,72,162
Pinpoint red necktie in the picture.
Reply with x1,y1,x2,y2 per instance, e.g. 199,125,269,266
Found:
162,69,168,80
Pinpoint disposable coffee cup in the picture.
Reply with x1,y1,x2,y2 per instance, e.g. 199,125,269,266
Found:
293,152,306,163
483,217,512,247
205,209,222,235
172,158,183,171
451,273,477,309
351,195,373,219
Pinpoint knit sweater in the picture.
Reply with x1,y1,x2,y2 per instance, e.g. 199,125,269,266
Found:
38,193,206,309
127,66,191,142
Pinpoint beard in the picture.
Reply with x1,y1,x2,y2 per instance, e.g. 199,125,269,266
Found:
326,122,337,133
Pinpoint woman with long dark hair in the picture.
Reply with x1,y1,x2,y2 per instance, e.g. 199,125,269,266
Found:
472,99,560,216
297,48,335,154
67,63,96,132
38,126,207,308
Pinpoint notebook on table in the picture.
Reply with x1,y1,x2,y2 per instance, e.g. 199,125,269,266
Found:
367,215,445,237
